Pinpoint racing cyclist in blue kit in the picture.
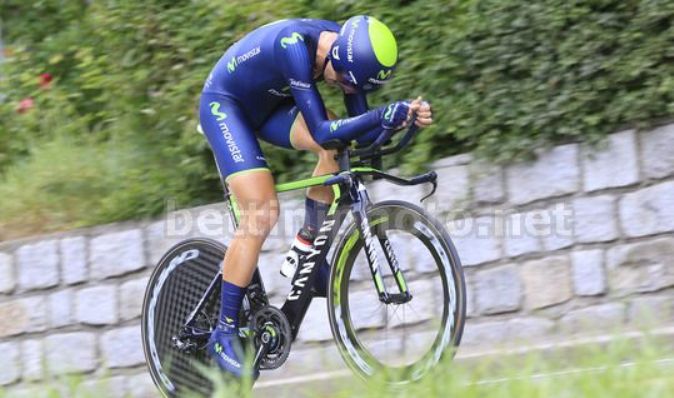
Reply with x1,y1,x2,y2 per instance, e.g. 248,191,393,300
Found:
199,15,433,379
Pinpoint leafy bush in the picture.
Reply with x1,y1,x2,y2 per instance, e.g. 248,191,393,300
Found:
1,0,672,236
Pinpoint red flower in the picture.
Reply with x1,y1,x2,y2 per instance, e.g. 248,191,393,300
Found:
39,73,53,89
17,98,34,114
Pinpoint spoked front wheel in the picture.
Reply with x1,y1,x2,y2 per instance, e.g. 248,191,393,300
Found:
328,200,466,384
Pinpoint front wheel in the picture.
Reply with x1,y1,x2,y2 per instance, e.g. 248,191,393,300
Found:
327,200,466,384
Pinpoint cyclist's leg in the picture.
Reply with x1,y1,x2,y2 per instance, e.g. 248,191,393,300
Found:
199,93,277,378
259,105,338,295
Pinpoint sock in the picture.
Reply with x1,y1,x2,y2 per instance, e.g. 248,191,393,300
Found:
217,279,245,334
305,197,331,295
304,197,330,234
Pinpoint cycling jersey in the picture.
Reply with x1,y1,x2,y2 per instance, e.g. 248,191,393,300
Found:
199,18,384,181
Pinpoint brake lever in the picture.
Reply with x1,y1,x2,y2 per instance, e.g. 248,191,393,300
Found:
420,179,437,203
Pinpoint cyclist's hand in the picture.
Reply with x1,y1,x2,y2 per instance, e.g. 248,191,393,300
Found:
409,96,433,128
381,101,411,130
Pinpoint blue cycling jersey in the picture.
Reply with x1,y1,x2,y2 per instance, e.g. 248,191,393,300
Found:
199,18,384,181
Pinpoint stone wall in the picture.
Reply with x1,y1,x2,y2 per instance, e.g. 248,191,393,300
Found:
0,124,673,396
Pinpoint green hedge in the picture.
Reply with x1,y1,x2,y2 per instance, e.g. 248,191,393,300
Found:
0,0,672,236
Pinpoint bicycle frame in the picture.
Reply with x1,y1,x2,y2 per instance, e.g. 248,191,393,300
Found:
182,123,438,345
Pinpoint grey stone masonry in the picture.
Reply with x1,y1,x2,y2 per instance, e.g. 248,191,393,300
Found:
474,264,522,315
48,288,73,328
619,181,674,238
506,144,580,205
571,249,606,296
21,338,43,381
521,255,573,310
0,296,47,337
0,341,20,385
100,325,145,368
45,332,97,375
447,216,501,266
0,123,673,391
90,229,145,280
119,276,149,321
582,130,639,192
640,124,674,179
60,236,87,285
470,161,506,204
560,303,625,334
17,240,59,291
606,236,674,295
573,195,618,243
0,251,14,293
75,285,118,325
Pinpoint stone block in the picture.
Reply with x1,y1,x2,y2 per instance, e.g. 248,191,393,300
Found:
640,124,674,179
503,212,542,257
296,298,333,342
21,339,43,381
521,255,572,309
119,276,149,321
0,341,20,385
583,130,639,191
606,237,674,295
17,240,59,291
474,264,522,315
447,217,501,266
78,376,128,398
348,288,385,329
506,144,580,205
127,372,160,398
100,325,145,368
628,295,674,325
60,236,87,285
470,161,505,204
571,249,606,296
573,195,618,243
90,229,145,279
619,181,674,237
75,285,118,325
434,165,471,211
45,332,97,375
0,252,14,293
560,303,625,334
0,296,47,337
48,288,74,328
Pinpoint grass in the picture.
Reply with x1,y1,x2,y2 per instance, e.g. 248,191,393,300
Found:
1,335,672,398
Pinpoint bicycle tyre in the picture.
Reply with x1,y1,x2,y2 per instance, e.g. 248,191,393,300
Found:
141,238,227,398
327,200,466,384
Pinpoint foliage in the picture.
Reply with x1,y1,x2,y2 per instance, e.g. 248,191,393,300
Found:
0,0,673,235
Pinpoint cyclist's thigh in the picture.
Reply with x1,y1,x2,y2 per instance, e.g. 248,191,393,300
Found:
257,103,337,152
199,93,269,182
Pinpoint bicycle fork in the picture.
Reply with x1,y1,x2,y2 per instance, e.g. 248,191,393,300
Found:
351,181,412,305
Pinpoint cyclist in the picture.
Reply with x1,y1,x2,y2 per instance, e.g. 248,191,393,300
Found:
199,15,433,379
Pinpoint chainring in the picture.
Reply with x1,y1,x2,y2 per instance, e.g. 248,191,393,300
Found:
252,306,292,370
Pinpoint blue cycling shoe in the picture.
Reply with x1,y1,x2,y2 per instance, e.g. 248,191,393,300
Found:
207,328,259,381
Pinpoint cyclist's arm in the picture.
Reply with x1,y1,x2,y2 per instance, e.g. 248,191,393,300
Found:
344,92,384,144
276,31,383,145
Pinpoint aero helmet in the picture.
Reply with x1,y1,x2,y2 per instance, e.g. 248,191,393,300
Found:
329,15,398,91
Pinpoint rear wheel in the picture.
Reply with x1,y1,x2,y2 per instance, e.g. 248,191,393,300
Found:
141,238,237,397
327,201,466,383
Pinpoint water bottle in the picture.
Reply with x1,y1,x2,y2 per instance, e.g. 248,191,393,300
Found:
280,227,315,278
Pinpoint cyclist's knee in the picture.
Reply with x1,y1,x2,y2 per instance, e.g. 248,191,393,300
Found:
238,197,279,238
291,109,337,154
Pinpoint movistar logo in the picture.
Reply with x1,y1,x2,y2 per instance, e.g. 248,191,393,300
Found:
214,343,223,354
209,102,227,121
227,57,237,73
280,32,304,49
330,120,342,133
384,104,394,121
377,70,392,80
